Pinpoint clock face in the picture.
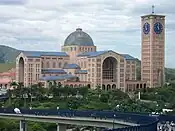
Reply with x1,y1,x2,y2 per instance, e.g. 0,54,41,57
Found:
154,22,163,34
143,22,150,34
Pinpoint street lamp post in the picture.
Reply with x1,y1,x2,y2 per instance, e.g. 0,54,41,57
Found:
113,114,116,129
29,86,32,109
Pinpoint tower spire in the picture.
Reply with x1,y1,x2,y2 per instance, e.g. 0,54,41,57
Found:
152,5,155,14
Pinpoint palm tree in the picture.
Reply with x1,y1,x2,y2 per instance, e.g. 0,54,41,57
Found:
12,82,23,98
7,89,12,107
53,80,57,87
38,82,43,88
18,82,24,99
58,82,62,88
10,81,18,89
47,81,52,88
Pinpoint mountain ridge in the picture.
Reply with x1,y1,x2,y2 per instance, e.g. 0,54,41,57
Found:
0,45,20,63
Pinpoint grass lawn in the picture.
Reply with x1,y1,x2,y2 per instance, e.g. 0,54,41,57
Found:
0,63,15,73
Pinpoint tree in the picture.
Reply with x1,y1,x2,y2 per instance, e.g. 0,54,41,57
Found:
0,52,5,63
100,92,109,103
10,82,18,89
47,81,52,88
30,123,47,131
76,77,80,82
6,89,12,107
53,81,57,87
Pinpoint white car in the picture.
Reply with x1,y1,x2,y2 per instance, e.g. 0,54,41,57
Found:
14,108,21,114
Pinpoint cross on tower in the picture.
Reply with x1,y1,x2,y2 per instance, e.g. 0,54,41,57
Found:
152,5,155,14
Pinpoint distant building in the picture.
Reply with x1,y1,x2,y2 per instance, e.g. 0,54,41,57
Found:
15,28,146,92
0,68,15,89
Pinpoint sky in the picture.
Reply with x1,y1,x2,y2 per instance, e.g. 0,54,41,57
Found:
0,0,174,67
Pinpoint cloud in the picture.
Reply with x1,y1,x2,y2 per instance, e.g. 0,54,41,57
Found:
0,0,25,5
0,0,174,67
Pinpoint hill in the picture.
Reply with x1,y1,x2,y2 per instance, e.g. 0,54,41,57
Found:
165,68,175,83
0,45,20,63
0,63,16,73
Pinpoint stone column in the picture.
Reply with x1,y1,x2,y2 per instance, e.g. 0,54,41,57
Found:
20,120,27,131
57,124,66,131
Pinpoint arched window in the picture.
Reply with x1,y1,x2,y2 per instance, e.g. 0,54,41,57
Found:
53,62,56,68
46,61,50,68
41,61,44,68
64,62,68,67
59,62,62,68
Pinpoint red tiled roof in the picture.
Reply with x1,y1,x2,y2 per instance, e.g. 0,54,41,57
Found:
0,78,11,84
0,72,15,77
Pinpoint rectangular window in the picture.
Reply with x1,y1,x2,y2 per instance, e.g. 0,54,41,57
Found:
28,59,33,62
35,59,40,62
120,83,124,87
120,64,124,67
120,74,124,77
120,69,124,72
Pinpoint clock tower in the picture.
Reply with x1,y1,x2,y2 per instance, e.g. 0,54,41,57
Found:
141,8,165,88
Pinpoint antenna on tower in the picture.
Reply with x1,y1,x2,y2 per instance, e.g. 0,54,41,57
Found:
152,5,155,14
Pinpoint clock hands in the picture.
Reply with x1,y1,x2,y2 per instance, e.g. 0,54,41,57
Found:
154,22,163,34
145,24,147,30
143,22,150,34
157,23,160,30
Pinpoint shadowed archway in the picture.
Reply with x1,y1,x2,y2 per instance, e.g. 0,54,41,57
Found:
102,84,105,90
87,84,91,89
107,84,111,90
19,57,24,83
102,57,117,83
112,84,116,89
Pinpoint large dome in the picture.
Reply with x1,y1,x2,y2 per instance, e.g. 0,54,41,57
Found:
64,28,94,46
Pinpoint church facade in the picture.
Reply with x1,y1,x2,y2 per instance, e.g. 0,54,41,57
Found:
16,28,147,92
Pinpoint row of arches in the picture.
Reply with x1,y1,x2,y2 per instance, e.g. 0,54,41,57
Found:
126,83,147,92
47,81,91,88
102,84,117,90
42,61,68,69
0,84,8,89
64,84,90,88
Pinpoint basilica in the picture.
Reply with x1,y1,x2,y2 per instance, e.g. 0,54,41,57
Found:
16,28,147,92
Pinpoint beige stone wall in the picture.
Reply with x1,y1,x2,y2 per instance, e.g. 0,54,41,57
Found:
119,56,125,92
16,53,70,87
16,52,28,87
125,60,136,81
77,57,88,69
41,56,69,69
89,51,122,90
74,73,88,82
16,49,137,92
40,80,90,88
126,80,147,92
27,57,41,86
62,45,96,64
141,15,165,88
